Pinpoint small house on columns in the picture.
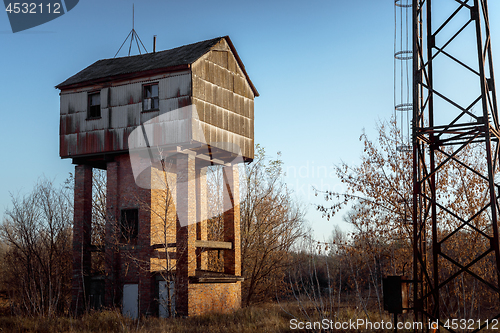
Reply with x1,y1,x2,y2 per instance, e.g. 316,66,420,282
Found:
56,36,258,317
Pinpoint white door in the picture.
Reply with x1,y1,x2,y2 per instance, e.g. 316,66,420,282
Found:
159,280,175,318
122,284,139,319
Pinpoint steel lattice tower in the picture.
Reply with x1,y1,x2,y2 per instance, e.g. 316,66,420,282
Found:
412,0,500,330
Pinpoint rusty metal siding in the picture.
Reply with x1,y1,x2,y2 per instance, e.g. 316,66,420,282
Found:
110,82,142,107
108,127,133,151
60,94,70,116
59,84,137,157
60,114,71,135
161,73,191,99
110,104,141,128
159,97,191,114
131,110,201,149
82,109,109,132
60,133,77,156
60,91,87,115
59,72,196,158
140,110,160,124
72,130,106,156
59,38,255,160
101,88,109,108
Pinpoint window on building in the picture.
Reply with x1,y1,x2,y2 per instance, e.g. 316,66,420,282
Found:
143,83,159,111
88,91,101,119
121,209,138,241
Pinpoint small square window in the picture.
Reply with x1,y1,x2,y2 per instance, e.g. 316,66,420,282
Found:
121,209,138,241
143,83,159,111
88,92,101,119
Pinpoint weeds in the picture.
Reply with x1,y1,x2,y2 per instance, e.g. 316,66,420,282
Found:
0,304,292,333
0,301,423,333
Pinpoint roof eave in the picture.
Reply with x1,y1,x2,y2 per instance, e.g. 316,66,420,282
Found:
56,63,191,91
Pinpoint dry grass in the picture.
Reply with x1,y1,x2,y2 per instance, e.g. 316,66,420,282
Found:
0,300,420,333
0,303,294,333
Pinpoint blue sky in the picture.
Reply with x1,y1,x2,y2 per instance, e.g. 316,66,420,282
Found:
1,0,499,241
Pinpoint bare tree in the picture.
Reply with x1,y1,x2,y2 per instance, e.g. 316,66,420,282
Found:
90,169,107,277
316,119,498,319
0,178,73,316
240,145,306,306
121,156,181,317
91,169,106,246
177,145,306,306
0,240,7,293
65,169,107,280
147,158,178,317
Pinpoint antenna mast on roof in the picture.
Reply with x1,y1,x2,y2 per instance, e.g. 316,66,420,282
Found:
114,4,148,58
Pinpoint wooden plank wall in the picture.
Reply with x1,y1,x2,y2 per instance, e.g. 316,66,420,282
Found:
191,39,255,160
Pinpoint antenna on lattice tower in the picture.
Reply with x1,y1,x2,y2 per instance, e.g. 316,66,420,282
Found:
114,4,148,58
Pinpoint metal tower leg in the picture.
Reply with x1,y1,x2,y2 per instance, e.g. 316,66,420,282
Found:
413,0,500,331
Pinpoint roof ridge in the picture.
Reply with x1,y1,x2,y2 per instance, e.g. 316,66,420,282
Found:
102,36,225,62
56,36,225,89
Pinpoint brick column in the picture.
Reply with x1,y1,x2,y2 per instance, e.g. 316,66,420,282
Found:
223,165,241,276
105,161,119,307
175,153,197,316
72,164,92,313
196,166,208,270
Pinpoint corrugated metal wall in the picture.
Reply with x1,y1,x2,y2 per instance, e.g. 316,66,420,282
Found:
60,39,256,160
60,72,192,157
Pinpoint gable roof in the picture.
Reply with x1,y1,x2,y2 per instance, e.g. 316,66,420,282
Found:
56,36,258,96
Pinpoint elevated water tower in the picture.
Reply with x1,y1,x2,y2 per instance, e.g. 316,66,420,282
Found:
56,36,258,317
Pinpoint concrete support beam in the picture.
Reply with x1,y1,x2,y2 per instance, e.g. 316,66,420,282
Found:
195,240,232,250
